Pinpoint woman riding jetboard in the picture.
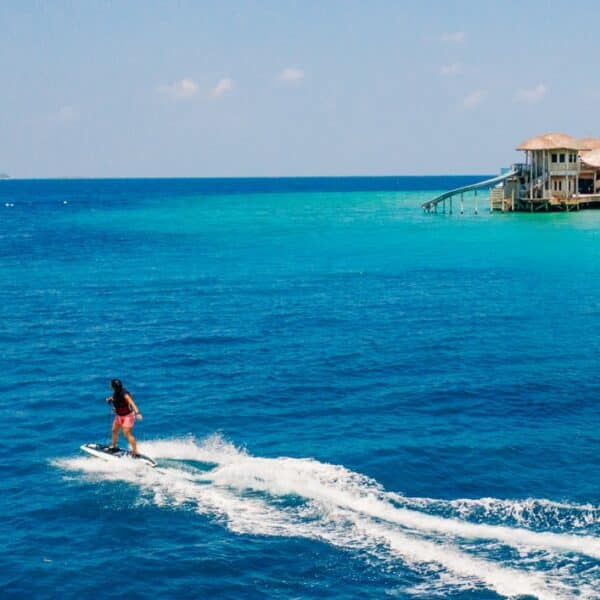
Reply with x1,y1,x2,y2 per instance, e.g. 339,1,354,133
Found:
106,379,143,456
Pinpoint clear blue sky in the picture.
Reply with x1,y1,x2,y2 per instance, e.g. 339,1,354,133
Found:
2,0,600,178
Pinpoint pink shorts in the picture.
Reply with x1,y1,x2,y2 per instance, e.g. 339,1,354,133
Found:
114,413,136,428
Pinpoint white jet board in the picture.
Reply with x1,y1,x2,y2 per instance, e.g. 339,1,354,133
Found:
80,443,157,468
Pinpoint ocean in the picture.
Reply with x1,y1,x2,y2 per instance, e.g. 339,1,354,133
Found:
1,177,599,599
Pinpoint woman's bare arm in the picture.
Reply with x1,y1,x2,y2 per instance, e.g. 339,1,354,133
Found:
125,393,143,420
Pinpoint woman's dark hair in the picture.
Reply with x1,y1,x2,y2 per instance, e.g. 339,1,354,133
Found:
111,379,123,391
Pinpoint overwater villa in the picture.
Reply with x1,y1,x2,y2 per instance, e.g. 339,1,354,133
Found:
423,132,600,213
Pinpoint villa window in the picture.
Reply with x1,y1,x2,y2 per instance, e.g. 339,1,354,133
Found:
551,153,557,162
559,154,565,163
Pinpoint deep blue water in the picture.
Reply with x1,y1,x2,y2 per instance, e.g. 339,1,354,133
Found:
1,177,599,599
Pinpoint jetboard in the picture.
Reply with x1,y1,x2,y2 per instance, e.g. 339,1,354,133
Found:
80,443,157,468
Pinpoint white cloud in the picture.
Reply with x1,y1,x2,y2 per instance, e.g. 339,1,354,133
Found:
158,78,199,99
51,105,80,124
441,31,465,44
279,67,305,82
212,77,234,97
440,62,461,76
462,90,484,108
516,83,547,103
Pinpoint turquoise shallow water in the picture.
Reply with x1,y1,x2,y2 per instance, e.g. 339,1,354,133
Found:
1,178,600,599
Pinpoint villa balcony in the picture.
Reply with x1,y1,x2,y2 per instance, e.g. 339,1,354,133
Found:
548,163,579,175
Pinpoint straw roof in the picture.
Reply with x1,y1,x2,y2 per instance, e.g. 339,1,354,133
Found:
577,137,600,150
516,132,579,151
580,149,600,168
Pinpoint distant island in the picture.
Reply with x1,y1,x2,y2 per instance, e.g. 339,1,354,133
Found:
0,173,9,179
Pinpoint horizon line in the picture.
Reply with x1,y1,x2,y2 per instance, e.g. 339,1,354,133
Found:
0,173,495,181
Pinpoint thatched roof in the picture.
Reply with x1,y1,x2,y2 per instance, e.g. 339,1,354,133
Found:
580,149,600,168
516,132,579,151
578,137,600,151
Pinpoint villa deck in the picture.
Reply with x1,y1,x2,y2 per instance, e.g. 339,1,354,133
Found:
491,193,600,212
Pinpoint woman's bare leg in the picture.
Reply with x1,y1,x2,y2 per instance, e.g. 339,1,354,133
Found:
111,420,121,447
123,427,137,454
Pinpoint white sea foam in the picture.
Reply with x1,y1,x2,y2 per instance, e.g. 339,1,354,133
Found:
396,494,600,531
55,436,600,599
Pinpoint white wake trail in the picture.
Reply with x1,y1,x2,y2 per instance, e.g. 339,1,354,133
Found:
401,496,600,531
189,443,600,561
55,436,600,600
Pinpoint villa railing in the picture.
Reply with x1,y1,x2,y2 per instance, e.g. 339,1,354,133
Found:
549,163,579,174
490,188,505,203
